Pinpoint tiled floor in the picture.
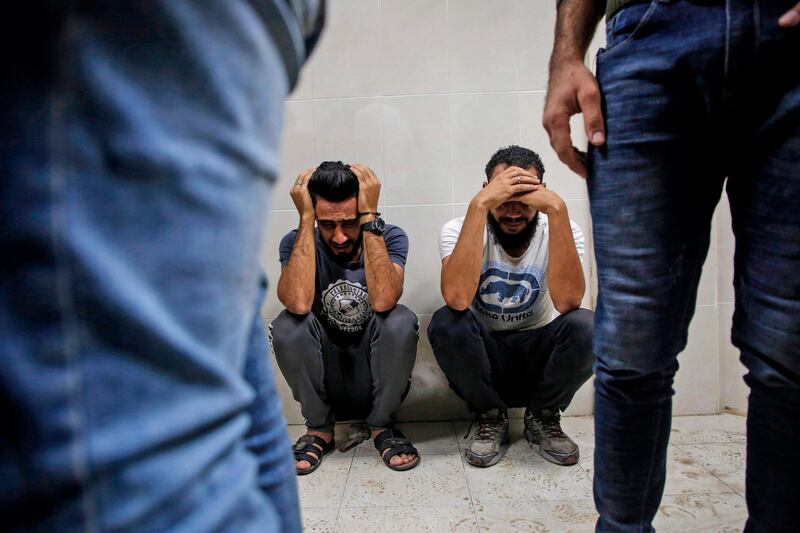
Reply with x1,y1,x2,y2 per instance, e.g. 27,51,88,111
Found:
289,414,747,532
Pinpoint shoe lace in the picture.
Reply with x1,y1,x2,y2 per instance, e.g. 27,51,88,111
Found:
540,416,567,439
464,419,503,440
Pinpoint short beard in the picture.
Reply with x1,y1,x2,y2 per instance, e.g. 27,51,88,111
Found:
487,212,538,252
329,233,363,263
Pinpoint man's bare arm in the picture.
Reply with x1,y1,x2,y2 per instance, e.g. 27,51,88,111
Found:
350,164,404,312
543,0,605,179
362,231,404,312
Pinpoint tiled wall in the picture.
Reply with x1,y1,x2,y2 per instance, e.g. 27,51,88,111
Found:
260,0,748,424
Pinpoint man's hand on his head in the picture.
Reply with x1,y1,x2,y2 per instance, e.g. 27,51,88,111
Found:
350,164,381,215
291,167,316,220
543,59,605,180
475,166,541,210
779,2,800,27
516,184,566,215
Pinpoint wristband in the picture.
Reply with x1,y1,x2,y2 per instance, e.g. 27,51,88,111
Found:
358,211,381,217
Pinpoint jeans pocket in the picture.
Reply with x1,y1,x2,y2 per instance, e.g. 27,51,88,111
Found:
600,0,659,59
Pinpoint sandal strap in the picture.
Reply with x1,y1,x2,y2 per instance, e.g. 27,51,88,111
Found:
294,451,321,466
293,434,334,462
373,428,419,464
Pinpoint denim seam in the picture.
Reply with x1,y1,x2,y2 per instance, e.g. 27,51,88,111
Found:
50,88,98,531
598,0,660,61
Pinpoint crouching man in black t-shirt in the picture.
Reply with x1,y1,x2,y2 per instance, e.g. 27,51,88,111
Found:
271,161,419,475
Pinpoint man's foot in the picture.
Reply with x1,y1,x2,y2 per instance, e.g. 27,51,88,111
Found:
372,428,419,469
524,408,579,466
294,430,335,474
464,410,509,468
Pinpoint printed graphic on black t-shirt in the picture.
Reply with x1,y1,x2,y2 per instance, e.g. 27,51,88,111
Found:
278,224,409,337
321,280,372,333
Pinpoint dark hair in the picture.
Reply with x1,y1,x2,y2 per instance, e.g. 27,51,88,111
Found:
484,145,545,181
308,161,358,204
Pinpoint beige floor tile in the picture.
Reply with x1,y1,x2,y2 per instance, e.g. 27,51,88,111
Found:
301,507,338,533
341,453,471,508
474,499,598,532
653,493,747,532
664,446,736,496
335,504,478,533
353,421,461,457
678,443,746,495
465,423,593,504
669,414,746,445
296,453,353,509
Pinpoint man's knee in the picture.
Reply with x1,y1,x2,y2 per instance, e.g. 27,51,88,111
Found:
372,304,418,344
559,308,594,347
428,305,477,346
270,310,320,368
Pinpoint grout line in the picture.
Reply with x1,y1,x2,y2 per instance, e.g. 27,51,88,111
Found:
332,448,356,527
450,420,483,531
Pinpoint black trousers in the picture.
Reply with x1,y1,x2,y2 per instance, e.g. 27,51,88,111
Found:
271,305,418,431
428,306,594,414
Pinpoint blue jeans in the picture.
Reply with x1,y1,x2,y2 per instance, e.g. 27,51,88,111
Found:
1,3,301,531
588,1,800,531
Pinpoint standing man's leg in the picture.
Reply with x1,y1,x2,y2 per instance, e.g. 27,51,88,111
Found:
0,2,305,530
727,6,800,529
588,3,728,530
244,279,300,532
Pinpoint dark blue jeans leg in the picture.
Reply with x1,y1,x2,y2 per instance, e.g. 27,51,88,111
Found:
244,280,300,533
588,2,728,530
727,5,800,528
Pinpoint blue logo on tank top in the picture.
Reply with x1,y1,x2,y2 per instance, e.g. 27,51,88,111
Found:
476,268,540,315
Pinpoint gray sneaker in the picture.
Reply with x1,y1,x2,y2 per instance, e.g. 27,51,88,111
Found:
524,408,579,466
464,410,509,468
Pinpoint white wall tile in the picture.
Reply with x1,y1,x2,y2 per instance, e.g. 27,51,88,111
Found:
565,199,594,310
382,205,452,315
310,0,381,98
695,210,718,307
379,0,449,96
314,98,384,176
451,92,520,203
447,0,518,92
674,306,719,416
718,303,748,413
519,92,589,201
381,95,452,205
274,100,316,211
716,193,735,304
286,61,313,101
516,1,556,91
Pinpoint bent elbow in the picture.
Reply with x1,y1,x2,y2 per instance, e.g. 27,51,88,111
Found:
443,292,471,312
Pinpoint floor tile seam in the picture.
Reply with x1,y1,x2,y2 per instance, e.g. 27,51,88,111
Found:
332,449,357,526
452,421,483,532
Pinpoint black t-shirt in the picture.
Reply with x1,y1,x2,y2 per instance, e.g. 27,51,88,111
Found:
279,225,409,342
